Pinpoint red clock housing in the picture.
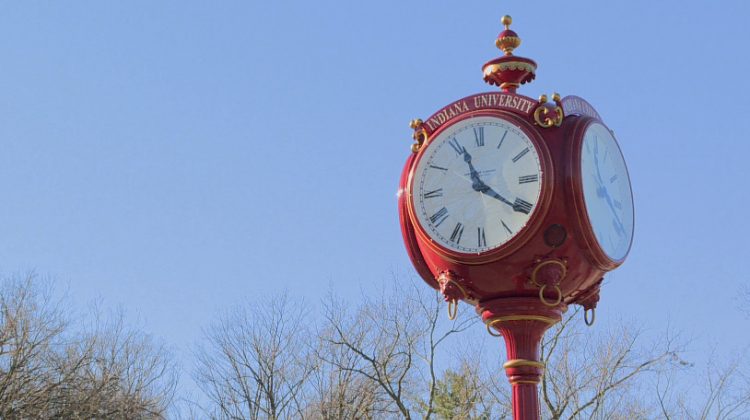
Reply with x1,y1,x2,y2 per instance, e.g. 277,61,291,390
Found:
397,15,634,420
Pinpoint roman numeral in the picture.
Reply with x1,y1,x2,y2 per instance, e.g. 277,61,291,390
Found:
513,197,533,214
429,165,448,172
497,130,508,149
423,188,443,199
502,220,513,235
519,174,538,184
613,200,622,210
477,227,486,247
512,148,529,163
474,127,485,147
450,222,464,244
430,207,449,227
610,174,618,183
448,138,464,156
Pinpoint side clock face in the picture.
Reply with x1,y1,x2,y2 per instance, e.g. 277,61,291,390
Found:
411,115,543,254
580,122,634,261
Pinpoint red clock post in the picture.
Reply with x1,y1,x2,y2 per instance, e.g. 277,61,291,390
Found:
397,16,635,419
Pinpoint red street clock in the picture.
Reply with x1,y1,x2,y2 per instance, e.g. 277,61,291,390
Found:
397,15,634,420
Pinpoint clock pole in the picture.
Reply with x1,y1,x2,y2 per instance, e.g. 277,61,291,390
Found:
398,14,634,420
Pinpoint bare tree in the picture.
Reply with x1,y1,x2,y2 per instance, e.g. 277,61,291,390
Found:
536,308,686,420
320,274,476,420
0,271,73,419
655,347,750,420
192,292,317,420
740,285,750,319
52,305,179,420
305,332,390,420
0,271,179,420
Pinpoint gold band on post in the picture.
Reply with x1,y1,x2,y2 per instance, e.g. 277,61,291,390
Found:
510,379,541,385
487,315,557,324
503,359,545,370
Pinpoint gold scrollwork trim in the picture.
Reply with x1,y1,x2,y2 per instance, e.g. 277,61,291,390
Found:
503,359,545,370
483,61,536,76
534,105,564,128
410,119,428,153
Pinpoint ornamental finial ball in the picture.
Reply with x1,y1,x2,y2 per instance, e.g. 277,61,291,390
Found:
502,15,512,30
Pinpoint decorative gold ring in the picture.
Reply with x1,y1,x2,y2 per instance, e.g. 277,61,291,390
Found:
584,308,596,326
539,284,562,307
447,299,457,320
531,260,567,287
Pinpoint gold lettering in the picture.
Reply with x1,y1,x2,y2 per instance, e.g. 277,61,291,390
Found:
474,96,482,108
481,96,490,107
448,107,456,118
511,97,519,109
426,119,438,131
505,96,514,107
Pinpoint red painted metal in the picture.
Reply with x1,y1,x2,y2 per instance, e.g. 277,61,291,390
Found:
397,17,631,419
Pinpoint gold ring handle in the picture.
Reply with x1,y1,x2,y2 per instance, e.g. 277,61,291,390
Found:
584,308,595,326
531,260,567,287
539,284,562,307
485,319,503,337
447,299,457,320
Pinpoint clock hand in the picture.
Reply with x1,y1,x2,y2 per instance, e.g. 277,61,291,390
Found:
463,150,528,214
598,186,626,236
463,150,486,192
593,143,605,184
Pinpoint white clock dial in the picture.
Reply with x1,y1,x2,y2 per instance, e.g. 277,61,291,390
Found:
580,123,634,260
412,116,543,253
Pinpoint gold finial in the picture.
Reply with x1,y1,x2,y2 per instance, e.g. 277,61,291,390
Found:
501,15,512,30
539,94,548,104
495,15,521,55
552,92,561,102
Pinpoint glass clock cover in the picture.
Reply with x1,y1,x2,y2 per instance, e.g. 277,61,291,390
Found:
412,115,543,254
580,123,634,261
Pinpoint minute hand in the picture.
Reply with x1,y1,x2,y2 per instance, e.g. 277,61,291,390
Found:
463,150,528,214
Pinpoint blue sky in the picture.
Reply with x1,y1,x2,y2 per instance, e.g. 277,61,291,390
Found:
1,0,748,386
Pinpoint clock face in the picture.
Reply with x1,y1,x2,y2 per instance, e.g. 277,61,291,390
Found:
411,115,543,254
580,123,634,260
